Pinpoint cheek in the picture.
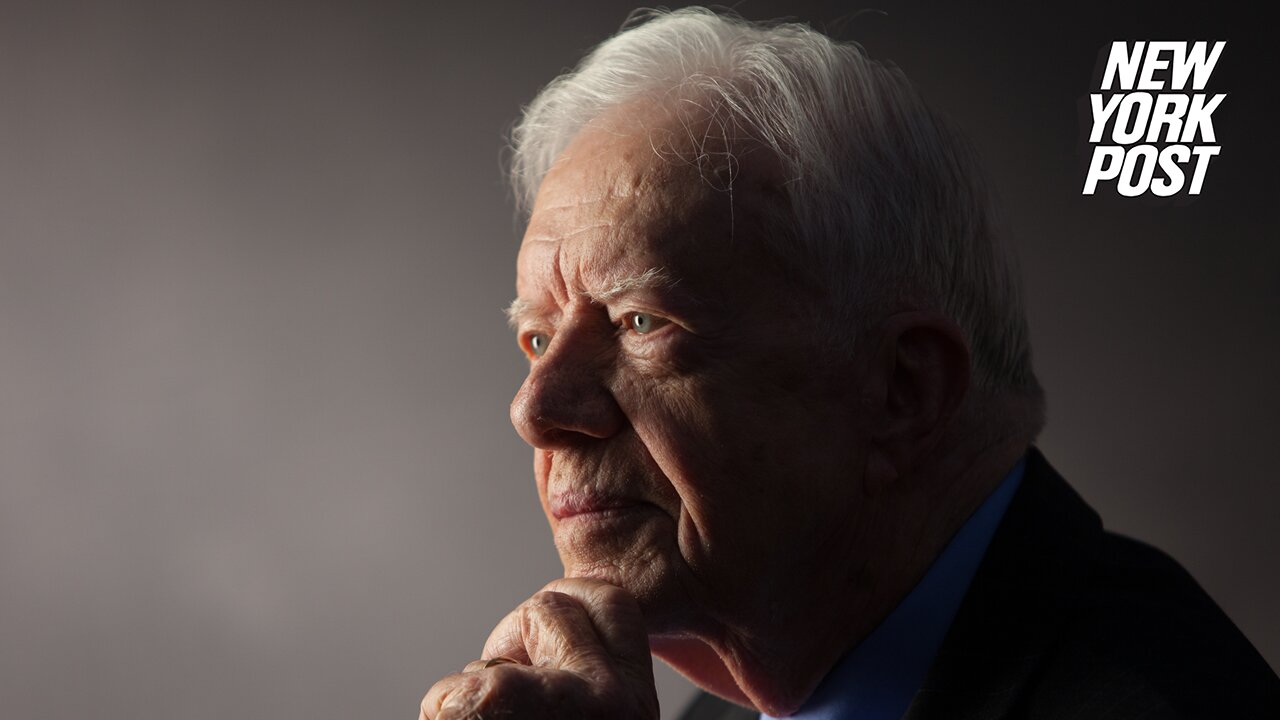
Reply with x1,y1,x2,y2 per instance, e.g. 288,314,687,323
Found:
533,450,556,524
620,373,757,518
612,368,707,488
665,369,851,508
612,335,853,519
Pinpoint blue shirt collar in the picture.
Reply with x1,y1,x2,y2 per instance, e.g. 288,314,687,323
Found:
762,456,1027,720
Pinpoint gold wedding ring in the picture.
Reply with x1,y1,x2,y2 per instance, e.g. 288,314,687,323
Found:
482,656,520,668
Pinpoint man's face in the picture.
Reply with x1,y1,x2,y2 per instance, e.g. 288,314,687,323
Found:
508,113,871,631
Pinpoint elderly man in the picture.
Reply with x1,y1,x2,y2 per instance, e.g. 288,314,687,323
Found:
422,8,1278,720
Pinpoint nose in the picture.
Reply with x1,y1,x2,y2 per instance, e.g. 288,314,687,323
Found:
510,326,625,449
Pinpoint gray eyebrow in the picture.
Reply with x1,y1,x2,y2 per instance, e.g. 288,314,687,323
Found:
504,267,678,329
584,267,678,302
503,298,531,330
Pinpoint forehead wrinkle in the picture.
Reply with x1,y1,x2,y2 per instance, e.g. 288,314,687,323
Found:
555,222,614,242
534,190,637,214
518,116,731,327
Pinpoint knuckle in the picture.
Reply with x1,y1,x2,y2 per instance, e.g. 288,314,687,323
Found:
516,609,545,660
471,667,538,718
520,592,577,658
529,590,576,612
426,673,486,719
486,623,524,659
484,663,524,693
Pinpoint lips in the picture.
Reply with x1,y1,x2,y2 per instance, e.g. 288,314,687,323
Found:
549,491,645,520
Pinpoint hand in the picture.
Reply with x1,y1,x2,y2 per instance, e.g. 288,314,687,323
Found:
421,577,660,720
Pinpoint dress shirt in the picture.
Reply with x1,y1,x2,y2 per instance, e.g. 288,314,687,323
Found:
761,457,1027,720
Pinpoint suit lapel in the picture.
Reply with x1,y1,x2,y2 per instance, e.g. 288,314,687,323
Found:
903,448,1103,720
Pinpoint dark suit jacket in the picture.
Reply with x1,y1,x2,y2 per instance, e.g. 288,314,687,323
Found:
679,448,1280,719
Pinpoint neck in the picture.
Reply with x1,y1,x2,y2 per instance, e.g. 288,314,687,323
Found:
653,435,1032,716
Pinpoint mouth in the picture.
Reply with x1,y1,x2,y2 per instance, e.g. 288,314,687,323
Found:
550,492,649,520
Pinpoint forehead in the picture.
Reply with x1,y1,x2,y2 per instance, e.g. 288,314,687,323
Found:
517,108,781,300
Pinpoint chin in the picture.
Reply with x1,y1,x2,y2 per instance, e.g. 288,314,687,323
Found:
556,536,697,633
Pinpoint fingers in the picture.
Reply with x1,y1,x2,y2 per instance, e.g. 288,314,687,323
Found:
483,589,613,675
421,665,541,720
420,579,659,720
421,671,470,720
541,578,650,667
459,655,523,674
480,578,653,688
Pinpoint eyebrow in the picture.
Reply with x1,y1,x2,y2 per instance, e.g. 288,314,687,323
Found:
503,298,534,330
588,267,678,302
504,266,679,329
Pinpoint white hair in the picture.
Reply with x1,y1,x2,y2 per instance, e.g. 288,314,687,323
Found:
509,7,1043,413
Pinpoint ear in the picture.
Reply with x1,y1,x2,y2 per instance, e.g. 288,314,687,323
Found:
861,311,971,486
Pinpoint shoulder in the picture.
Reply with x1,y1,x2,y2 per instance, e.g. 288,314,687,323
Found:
915,448,1279,720
1019,516,1280,718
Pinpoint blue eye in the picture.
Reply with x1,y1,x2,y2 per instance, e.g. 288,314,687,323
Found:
528,333,550,357
629,313,658,334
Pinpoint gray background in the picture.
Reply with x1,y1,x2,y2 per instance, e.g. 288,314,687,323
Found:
1,1,1274,718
